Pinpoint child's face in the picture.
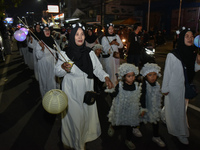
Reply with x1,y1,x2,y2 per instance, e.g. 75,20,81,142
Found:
62,37,66,42
95,48,102,57
125,72,135,85
146,72,157,84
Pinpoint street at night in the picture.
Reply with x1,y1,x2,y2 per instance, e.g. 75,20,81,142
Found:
1,0,200,150
0,40,200,150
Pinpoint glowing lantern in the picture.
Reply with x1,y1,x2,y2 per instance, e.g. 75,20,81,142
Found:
42,89,68,114
14,30,26,41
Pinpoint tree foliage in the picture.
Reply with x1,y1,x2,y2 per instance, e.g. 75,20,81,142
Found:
0,0,22,17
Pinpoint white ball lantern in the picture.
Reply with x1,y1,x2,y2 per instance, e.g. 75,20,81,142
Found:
42,89,68,114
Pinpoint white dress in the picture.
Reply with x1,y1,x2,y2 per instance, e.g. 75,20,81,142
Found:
101,34,123,86
55,50,109,150
141,81,162,124
20,39,29,65
161,53,189,137
108,81,142,126
35,41,58,97
26,36,34,70
29,38,39,81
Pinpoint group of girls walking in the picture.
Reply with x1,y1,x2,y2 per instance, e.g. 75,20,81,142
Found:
19,22,200,150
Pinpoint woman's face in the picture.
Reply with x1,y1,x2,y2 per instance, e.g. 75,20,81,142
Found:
44,27,51,37
36,25,41,33
88,30,92,36
125,72,135,85
75,28,85,46
184,31,194,46
146,72,157,84
108,26,114,35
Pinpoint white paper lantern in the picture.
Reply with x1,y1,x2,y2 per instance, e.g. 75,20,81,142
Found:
42,89,68,114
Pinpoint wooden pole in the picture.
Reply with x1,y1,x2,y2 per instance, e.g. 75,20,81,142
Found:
147,0,151,32
178,0,182,28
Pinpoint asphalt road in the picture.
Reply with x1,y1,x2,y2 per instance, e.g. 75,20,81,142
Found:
0,40,200,150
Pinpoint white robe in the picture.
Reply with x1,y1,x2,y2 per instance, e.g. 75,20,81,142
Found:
161,53,189,137
26,36,34,70
36,41,58,97
101,34,123,86
29,38,39,81
20,39,29,65
55,50,109,150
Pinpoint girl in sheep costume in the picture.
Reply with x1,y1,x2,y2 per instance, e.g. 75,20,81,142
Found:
107,63,142,150
140,63,165,147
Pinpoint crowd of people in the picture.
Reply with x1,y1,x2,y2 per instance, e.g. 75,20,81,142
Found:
1,19,200,150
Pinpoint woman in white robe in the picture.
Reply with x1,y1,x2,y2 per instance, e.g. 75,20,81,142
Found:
29,23,43,81
85,28,99,48
161,28,200,145
101,23,123,86
55,23,113,150
36,25,59,97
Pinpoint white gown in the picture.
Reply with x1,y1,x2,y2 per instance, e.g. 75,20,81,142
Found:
29,37,39,80
35,41,58,97
101,34,123,86
161,53,189,137
20,39,29,65
55,50,109,150
26,36,34,70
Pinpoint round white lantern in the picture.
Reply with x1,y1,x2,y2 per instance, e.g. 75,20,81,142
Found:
42,89,68,114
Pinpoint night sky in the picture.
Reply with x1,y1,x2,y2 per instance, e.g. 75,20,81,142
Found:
6,0,58,17
5,0,59,25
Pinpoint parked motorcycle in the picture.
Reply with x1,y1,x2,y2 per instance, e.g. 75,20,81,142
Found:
140,42,156,66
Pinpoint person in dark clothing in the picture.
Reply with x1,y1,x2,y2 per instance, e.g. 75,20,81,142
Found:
0,17,11,55
127,23,143,66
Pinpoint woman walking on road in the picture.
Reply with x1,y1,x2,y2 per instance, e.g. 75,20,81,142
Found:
101,23,123,86
161,27,200,145
55,23,113,150
36,24,60,97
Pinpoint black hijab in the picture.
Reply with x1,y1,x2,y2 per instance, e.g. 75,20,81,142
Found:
41,25,56,49
172,28,196,83
33,23,42,41
105,23,116,36
85,29,97,43
66,23,93,79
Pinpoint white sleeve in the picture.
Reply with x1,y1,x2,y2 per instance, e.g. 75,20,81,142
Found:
195,61,200,72
28,36,34,49
116,34,123,49
90,51,109,82
35,42,45,60
55,51,67,77
161,53,174,93
101,36,110,54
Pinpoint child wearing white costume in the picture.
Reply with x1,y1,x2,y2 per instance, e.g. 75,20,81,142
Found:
140,63,165,147
107,63,142,150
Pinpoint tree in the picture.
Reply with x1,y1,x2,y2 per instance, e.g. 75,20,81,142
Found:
0,0,22,18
